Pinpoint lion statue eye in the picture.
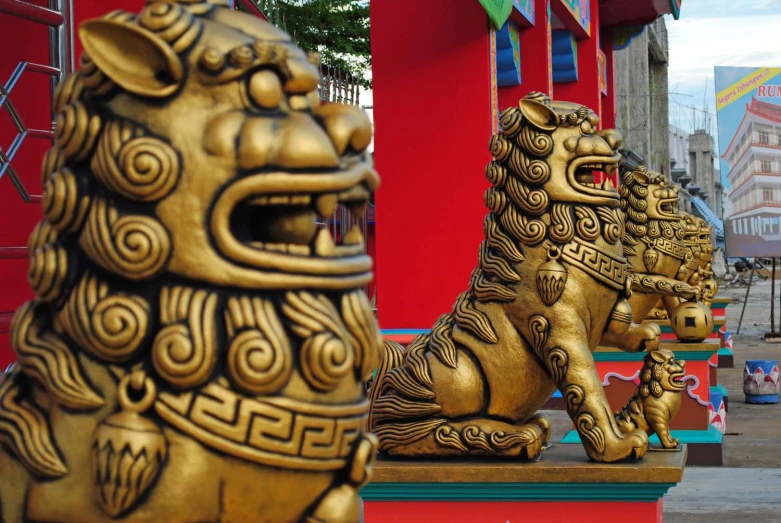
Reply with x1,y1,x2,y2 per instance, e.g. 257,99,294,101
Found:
579,120,593,135
248,69,283,109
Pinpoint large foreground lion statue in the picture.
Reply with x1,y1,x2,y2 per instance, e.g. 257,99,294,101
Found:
0,2,380,521
369,93,661,463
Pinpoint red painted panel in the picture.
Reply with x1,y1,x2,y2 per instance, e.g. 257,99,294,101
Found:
372,0,492,329
599,28,616,130
364,500,663,523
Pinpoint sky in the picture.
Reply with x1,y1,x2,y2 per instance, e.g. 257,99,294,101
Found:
667,0,781,142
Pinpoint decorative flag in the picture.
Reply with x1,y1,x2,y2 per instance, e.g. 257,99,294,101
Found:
478,0,514,28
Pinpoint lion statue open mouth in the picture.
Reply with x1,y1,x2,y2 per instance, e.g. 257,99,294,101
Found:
0,2,380,522
368,92,660,464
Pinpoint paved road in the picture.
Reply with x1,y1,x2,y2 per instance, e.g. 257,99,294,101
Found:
665,468,781,522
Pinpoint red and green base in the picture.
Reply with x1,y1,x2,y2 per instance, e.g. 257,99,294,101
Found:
361,445,686,523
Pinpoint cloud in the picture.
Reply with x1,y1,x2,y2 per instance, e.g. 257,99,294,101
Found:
667,11,781,143
678,0,781,19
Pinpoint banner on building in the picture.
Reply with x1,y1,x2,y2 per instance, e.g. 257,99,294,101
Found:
715,66,781,257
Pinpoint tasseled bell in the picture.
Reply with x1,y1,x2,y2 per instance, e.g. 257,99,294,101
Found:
92,371,167,518
536,246,567,306
643,242,659,272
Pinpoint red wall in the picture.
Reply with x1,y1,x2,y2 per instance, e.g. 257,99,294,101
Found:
371,0,493,330
552,0,602,121
0,1,143,366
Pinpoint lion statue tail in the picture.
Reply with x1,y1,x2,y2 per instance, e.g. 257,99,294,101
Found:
366,340,406,432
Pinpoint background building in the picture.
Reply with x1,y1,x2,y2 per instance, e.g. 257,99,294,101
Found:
722,97,781,238
614,17,670,173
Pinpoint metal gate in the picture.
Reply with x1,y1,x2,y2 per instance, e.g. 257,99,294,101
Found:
0,0,73,366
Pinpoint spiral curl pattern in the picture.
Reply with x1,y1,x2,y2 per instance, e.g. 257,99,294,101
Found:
488,135,512,162
517,126,553,156
79,53,115,96
549,203,575,243
40,147,64,185
55,102,102,162
300,332,353,392
484,187,508,214
153,288,217,389
139,2,202,53
575,206,600,241
282,291,355,392
42,168,91,234
485,162,507,187
57,272,149,362
499,107,523,136
28,243,70,303
92,121,181,202
505,176,549,215
80,197,171,280
500,205,546,246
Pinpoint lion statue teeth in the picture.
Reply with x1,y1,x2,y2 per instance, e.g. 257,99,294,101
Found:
369,92,662,464
615,350,687,449
0,1,380,521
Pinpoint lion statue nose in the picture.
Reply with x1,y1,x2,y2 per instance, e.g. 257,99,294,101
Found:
314,103,373,156
598,129,622,151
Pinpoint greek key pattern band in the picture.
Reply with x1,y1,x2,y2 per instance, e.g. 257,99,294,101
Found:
155,383,367,471
561,238,627,291
653,237,687,260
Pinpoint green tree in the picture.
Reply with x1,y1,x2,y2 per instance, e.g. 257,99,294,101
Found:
237,0,371,88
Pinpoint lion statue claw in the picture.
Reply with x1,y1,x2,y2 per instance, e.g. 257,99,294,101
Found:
369,93,655,463
615,350,686,449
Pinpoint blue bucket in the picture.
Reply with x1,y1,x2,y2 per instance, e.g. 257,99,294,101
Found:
743,360,779,404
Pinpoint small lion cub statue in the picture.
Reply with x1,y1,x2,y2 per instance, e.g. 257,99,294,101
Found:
615,350,686,449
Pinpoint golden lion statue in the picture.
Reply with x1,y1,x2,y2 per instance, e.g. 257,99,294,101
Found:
369,93,661,464
598,166,700,333
615,350,686,449
646,212,717,320
0,2,380,521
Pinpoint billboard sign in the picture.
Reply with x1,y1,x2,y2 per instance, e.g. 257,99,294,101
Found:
715,66,781,257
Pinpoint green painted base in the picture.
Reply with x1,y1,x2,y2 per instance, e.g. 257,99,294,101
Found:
594,342,718,362
560,426,723,445
362,445,687,503
361,482,677,502
718,348,734,357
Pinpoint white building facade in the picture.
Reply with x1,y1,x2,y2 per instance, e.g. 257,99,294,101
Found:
722,97,781,238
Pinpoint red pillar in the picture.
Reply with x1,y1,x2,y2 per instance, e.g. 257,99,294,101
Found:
371,0,493,330
551,0,601,118
600,27,616,130
499,0,552,111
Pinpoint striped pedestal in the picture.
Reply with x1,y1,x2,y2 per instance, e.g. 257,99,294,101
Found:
362,446,686,523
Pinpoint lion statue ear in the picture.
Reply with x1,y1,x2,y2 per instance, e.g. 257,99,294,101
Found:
79,19,184,98
649,350,666,364
518,99,559,131
630,168,650,185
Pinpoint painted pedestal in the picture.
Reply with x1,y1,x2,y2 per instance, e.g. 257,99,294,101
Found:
362,445,687,523
560,342,722,466
743,360,780,404
713,298,734,369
